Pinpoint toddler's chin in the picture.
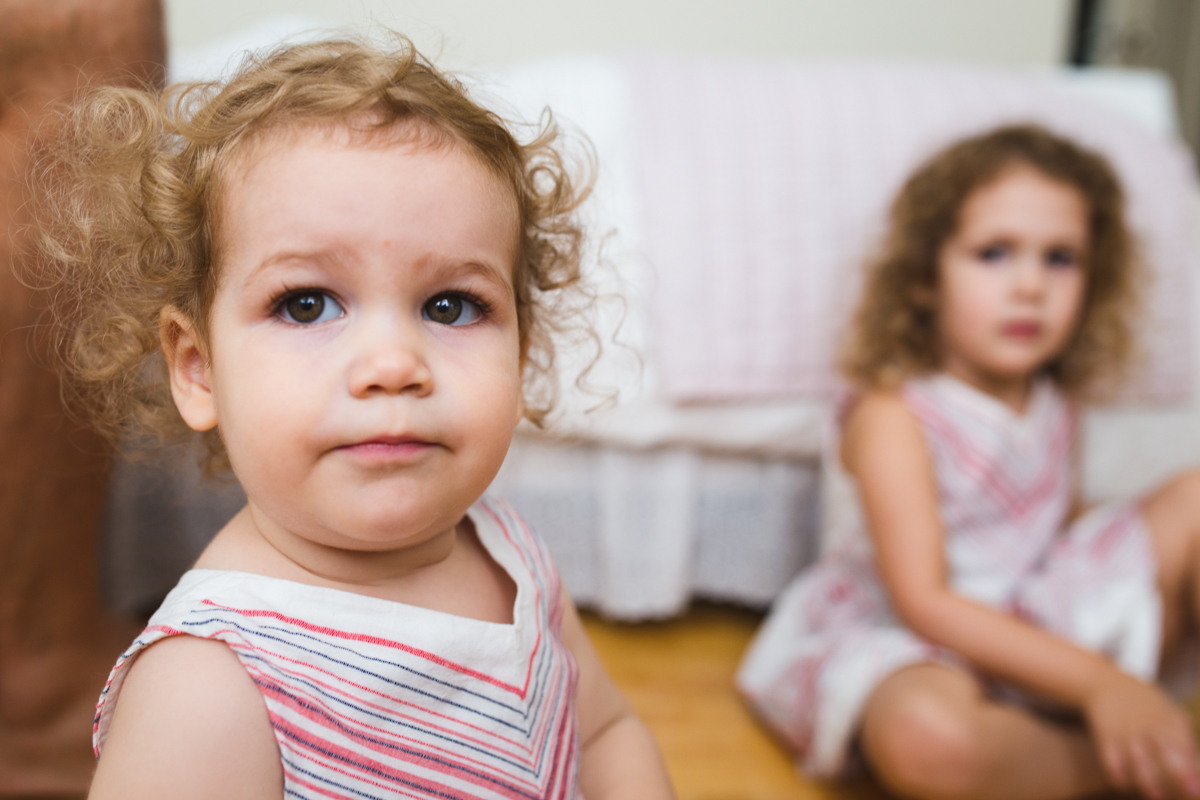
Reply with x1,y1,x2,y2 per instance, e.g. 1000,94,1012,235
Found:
323,505,462,549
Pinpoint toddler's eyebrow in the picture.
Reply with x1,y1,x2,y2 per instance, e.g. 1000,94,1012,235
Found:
243,248,515,294
426,258,515,293
244,248,344,285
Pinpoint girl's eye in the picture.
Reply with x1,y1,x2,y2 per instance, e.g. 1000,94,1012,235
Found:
1046,247,1079,269
423,294,482,326
280,292,344,324
978,243,1009,263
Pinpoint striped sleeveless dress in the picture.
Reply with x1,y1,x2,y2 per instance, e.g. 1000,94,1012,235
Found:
737,375,1160,777
94,496,582,799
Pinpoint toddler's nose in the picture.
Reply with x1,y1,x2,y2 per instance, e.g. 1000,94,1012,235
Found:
346,320,432,398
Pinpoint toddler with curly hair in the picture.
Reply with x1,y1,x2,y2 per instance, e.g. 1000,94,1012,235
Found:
31,35,673,800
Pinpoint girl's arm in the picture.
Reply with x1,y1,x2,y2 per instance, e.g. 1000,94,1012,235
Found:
845,391,1200,796
559,593,675,800
845,391,1115,703
88,636,283,800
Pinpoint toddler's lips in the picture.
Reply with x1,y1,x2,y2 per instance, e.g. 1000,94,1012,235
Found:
338,437,437,462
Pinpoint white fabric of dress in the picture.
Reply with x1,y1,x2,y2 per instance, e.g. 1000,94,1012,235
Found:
736,375,1161,777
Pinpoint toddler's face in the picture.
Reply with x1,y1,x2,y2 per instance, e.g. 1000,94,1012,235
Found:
936,165,1088,392
174,125,524,552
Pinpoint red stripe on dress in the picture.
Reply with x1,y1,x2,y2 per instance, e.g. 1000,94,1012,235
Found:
200,600,527,697
275,710,539,800
264,680,541,799
240,662,541,791
238,643,533,756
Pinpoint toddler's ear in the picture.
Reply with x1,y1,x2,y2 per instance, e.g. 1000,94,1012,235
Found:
160,308,217,432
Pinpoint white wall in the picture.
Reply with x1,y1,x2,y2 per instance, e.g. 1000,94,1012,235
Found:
164,0,1075,70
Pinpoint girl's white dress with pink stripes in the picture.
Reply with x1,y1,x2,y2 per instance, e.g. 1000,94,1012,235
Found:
737,376,1161,777
94,497,581,800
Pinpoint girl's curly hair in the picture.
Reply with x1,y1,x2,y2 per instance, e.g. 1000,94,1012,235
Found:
28,34,593,471
841,124,1139,398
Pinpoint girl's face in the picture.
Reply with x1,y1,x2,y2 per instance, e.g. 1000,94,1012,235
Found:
936,165,1088,398
170,125,524,553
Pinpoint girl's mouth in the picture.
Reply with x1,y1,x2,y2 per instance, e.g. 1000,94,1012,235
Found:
1001,321,1041,339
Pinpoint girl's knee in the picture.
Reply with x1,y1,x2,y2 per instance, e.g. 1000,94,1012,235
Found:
1174,470,1200,507
1145,470,1200,561
1152,470,1200,513
861,686,991,800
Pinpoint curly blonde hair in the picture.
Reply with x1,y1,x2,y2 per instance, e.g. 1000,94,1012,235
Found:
841,124,1139,398
29,35,593,471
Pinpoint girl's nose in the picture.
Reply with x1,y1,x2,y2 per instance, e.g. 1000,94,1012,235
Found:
1013,254,1047,297
346,321,433,398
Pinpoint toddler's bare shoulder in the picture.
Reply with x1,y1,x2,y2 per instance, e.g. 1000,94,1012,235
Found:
90,635,283,799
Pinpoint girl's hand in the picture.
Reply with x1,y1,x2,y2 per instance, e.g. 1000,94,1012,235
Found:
1086,669,1200,799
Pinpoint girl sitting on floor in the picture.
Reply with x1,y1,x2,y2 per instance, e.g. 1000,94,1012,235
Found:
739,124,1200,800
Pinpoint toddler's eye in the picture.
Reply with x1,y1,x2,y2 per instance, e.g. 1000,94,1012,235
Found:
423,294,482,326
280,292,344,324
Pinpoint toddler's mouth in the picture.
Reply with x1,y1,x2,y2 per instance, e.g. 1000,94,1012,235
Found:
338,436,438,461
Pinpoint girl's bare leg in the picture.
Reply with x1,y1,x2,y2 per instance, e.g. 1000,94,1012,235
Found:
857,473,1200,800
860,663,1109,800
1143,470,1200,660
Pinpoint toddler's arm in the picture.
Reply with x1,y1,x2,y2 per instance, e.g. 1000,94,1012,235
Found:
560,594,675,799
88,636,283,799
845,391,1200,797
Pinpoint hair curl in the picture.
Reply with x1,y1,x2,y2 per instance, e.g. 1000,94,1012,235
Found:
28,34,593,471
840,124,1139,398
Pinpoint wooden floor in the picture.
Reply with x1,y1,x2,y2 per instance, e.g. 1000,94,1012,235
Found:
581,604,887,800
